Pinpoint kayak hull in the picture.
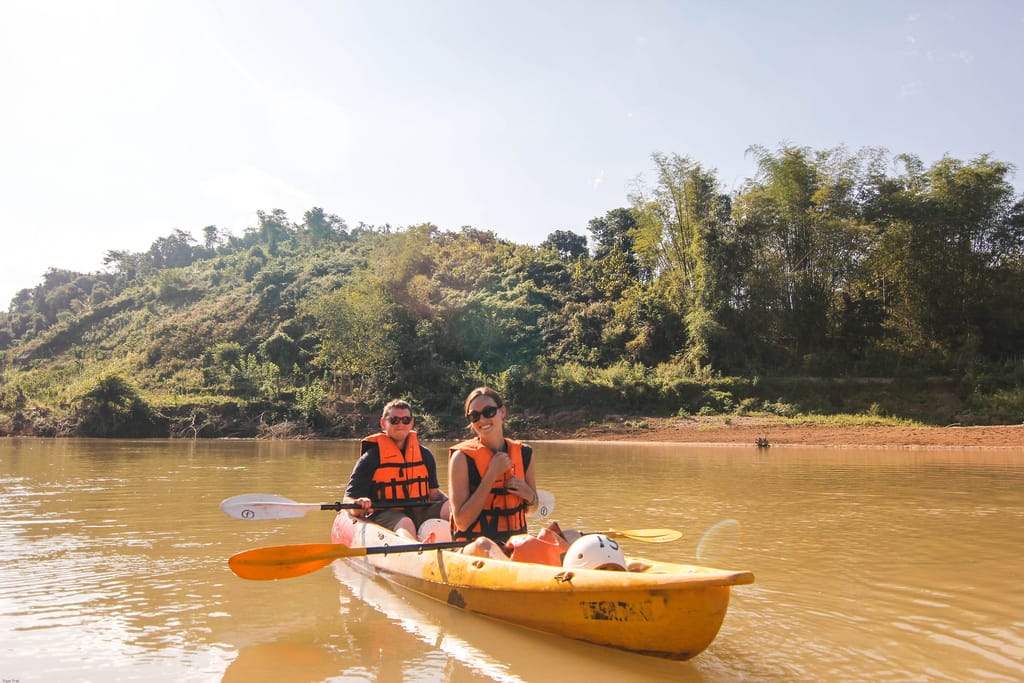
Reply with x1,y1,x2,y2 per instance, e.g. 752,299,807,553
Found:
330,514,753,660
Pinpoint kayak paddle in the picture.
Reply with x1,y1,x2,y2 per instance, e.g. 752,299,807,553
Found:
229,541,469,580
222,489,555,521
219,493,435,521
526,488,555,519
227,527,679,581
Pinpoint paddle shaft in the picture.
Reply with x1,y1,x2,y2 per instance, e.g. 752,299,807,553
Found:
362,540,467,555
322,500,434,511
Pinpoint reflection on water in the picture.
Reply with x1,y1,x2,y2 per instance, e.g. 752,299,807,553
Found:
1,438,1022,681
223,642,352,683
330,561,701,683
333,562,525,683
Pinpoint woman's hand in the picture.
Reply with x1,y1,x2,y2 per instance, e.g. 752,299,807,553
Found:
484,451,512,482
505,475,535,504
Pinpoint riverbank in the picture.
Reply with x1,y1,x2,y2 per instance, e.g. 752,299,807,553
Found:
544,415,1024,449
4,403,1021,448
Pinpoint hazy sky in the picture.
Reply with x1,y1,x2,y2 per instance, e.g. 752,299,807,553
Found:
2,1,1022,307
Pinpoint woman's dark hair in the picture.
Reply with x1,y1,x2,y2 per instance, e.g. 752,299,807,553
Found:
463,386,503,417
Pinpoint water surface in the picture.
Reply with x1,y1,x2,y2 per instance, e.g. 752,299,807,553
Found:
1,438,1022,681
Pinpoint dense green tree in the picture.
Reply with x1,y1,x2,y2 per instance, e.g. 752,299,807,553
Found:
260,330,300,372
631,153,734,370
540,230,587,260
8,288,34,315
302,207,349,247
588,207,646,280
735,145,874,363
306,272,401,400
148,229,198,269
254,209,296,254
202,225,224,252
865,154,1024,356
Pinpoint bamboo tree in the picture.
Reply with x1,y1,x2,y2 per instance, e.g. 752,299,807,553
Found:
737,145,874,363
866,154,1024,355
630,153,733,371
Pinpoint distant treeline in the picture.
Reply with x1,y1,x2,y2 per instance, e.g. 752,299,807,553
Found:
1,145,1022,437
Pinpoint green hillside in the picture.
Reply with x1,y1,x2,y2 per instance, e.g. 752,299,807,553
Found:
2,146,1023,439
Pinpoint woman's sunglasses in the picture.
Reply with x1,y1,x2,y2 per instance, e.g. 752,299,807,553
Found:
467,405,499,423
387,416,413,425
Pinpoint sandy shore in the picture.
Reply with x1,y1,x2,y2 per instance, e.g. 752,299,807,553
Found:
557,416,1024,449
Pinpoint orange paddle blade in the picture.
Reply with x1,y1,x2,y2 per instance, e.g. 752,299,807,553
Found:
229,543,367,580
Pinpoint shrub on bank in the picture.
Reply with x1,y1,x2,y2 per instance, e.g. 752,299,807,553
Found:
73,374,166,437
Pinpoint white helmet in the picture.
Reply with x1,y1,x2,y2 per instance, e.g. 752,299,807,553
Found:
562,534,626,571
417,518,453,543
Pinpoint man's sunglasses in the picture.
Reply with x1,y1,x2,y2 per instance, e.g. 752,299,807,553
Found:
467,405,499,423
387,416,413,425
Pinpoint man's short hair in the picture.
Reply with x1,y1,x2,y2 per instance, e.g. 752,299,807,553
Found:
381,399,413,418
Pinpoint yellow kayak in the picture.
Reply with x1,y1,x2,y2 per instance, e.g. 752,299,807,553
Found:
330,514,754,660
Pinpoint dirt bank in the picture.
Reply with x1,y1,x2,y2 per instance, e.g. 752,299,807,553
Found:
549,416,1024,449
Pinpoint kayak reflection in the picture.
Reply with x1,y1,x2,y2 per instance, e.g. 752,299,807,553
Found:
332,561,696,683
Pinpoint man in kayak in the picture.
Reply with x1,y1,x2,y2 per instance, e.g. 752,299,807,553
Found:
343,399,450,540
449,386,541,558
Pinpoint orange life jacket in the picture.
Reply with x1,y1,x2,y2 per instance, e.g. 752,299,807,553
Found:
449,437,528,543
507,525,571,566
362,432,431,503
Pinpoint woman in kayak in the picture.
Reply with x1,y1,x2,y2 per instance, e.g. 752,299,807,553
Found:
449,386,540,558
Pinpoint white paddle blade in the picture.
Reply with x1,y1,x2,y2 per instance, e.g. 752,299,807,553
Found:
219,493,319,521
527,489,555,519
